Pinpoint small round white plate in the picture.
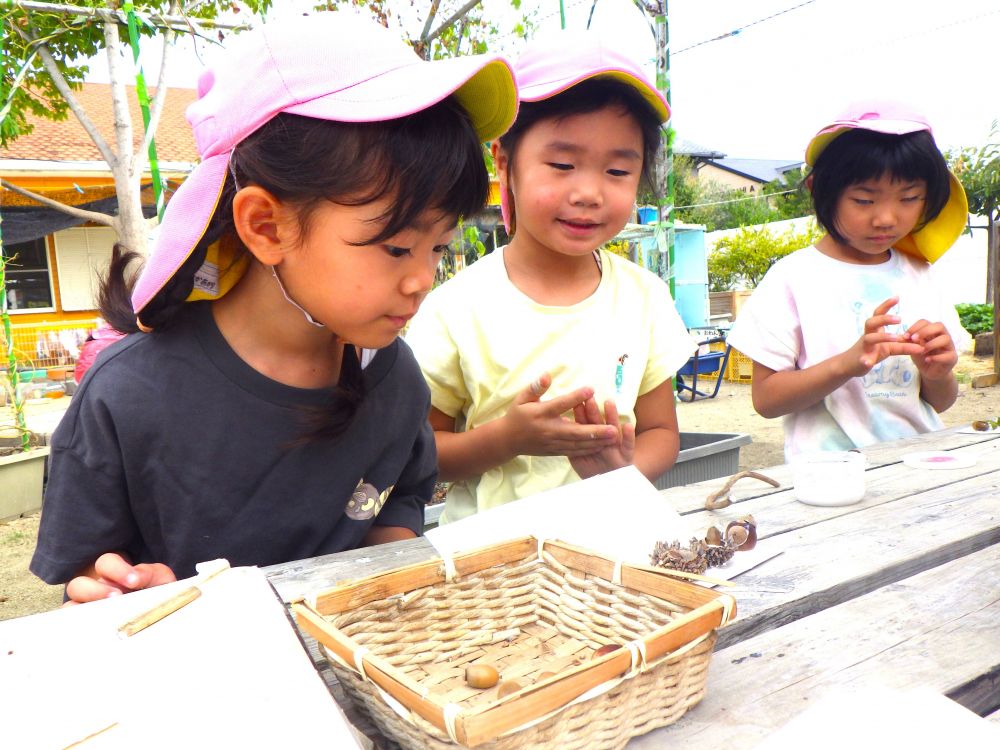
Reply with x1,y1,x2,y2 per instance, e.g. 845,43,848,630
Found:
902,451,976,470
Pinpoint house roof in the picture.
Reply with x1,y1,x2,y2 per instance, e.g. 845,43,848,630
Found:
1,82,198,164
705,157,803,184
674,138,726,160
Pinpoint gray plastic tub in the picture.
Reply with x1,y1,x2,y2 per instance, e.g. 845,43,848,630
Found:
653,432,752,490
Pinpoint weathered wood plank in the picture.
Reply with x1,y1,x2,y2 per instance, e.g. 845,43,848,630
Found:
711,467,1000,647
663,429,1000,516
265,535,437,605
630,545,1000,749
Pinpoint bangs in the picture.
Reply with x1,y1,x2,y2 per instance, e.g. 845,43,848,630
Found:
338,100,490,244
231,105,489,247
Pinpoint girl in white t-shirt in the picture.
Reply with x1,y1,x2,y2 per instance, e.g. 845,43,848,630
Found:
727,102,970,459
406,31,696,521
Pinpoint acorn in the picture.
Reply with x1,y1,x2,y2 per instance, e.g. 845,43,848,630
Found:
726,515,757,551
592,644,622,660
497,680,523,699
465,664,500,689
972,420,990,431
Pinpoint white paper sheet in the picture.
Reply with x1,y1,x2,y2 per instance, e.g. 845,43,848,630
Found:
426,466,781,583
754,685,1000,748
0,564,364,750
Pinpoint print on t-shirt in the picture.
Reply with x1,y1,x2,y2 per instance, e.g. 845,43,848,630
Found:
346,479,393,520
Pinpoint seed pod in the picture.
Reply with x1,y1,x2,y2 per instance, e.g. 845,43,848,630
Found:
705,526,724,546
592,644,622,660
465,664,500,689
497,680,523,699
972,420,990,431
537,671,557,682
726,515,757,551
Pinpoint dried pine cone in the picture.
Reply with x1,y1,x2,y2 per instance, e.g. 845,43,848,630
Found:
650,538,709,574
704,540,736,567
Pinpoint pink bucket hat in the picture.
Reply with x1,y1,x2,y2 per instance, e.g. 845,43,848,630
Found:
131,13,518,315
805,101,968,263
500,30,669,232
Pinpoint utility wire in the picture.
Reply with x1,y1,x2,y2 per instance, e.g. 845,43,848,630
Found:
676,188,798,210
675,0,817,55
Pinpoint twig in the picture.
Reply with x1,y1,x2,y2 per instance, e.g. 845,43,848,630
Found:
705,470,780,510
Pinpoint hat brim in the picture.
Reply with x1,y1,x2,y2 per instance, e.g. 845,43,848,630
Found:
285,55,518,143
519,69,670,123
805,119,929,167
131,152,228,314
895,171,969,263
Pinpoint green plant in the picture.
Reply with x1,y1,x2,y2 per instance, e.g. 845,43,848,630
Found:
708,222,824,291
955,303,994,336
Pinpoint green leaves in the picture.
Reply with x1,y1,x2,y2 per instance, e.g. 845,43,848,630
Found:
955,303,994,336
708,222,823,292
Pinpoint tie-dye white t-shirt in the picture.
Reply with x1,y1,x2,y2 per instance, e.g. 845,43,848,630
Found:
727,247,970,460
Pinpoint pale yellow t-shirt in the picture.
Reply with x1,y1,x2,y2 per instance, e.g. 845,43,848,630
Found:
405,247,696,523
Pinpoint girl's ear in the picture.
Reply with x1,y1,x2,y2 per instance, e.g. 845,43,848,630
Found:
492,141,516,234
492,141,510,192
231,186,291,266
804,173,815,194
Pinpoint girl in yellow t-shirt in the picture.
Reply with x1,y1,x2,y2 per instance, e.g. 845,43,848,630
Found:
406,31,696,523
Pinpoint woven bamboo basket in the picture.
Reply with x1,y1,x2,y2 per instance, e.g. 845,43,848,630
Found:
293,537,736,749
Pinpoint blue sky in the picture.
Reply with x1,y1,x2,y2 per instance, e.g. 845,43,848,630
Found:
85,0,999,161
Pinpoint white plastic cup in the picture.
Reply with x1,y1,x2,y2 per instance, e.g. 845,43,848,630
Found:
792,451,866,506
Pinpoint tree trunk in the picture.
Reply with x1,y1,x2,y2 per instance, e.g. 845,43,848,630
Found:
991,214,999,377
104,19,149,257
986,213,997,306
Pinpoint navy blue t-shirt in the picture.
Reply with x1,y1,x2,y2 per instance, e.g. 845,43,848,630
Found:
31,302,434,583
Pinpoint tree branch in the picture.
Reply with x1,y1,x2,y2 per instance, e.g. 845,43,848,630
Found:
13,24,119,169
419,0,443,43
136,3,179,166
102,20,138,182
1,179,116,227
7,1,250,33
424,0,482,45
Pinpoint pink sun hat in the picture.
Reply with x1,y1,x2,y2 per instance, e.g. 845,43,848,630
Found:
500,30,668,232
131,13,518,316
805,100,968,264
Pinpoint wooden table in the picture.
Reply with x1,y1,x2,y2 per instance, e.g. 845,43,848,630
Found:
265,427,1000,747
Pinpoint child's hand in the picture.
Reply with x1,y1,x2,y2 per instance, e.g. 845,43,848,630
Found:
845,297,924,375
904,319,958,381
503,373,619,458
64,552,177,605
569,398,636,479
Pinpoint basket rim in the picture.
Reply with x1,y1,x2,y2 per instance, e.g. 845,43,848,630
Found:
293,537,736,747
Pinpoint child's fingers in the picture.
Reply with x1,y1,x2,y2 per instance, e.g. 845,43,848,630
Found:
864,313,902,333
542,386,597,415
514,372,553,405
65,575,125,604
916,333,955,356
872,296,900,317
92,552,144,591
620,423,636,458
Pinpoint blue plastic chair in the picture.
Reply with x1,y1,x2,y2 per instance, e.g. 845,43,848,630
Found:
675,336,731,401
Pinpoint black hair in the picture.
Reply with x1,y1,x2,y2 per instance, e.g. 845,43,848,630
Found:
810,129,952,247
496,77,663,234
99,96,488,441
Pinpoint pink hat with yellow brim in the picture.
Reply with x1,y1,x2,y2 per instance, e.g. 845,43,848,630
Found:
500,31,669,232
131,13,518,315
805,101,968,264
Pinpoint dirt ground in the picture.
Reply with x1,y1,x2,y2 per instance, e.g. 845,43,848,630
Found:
3,352,999,623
